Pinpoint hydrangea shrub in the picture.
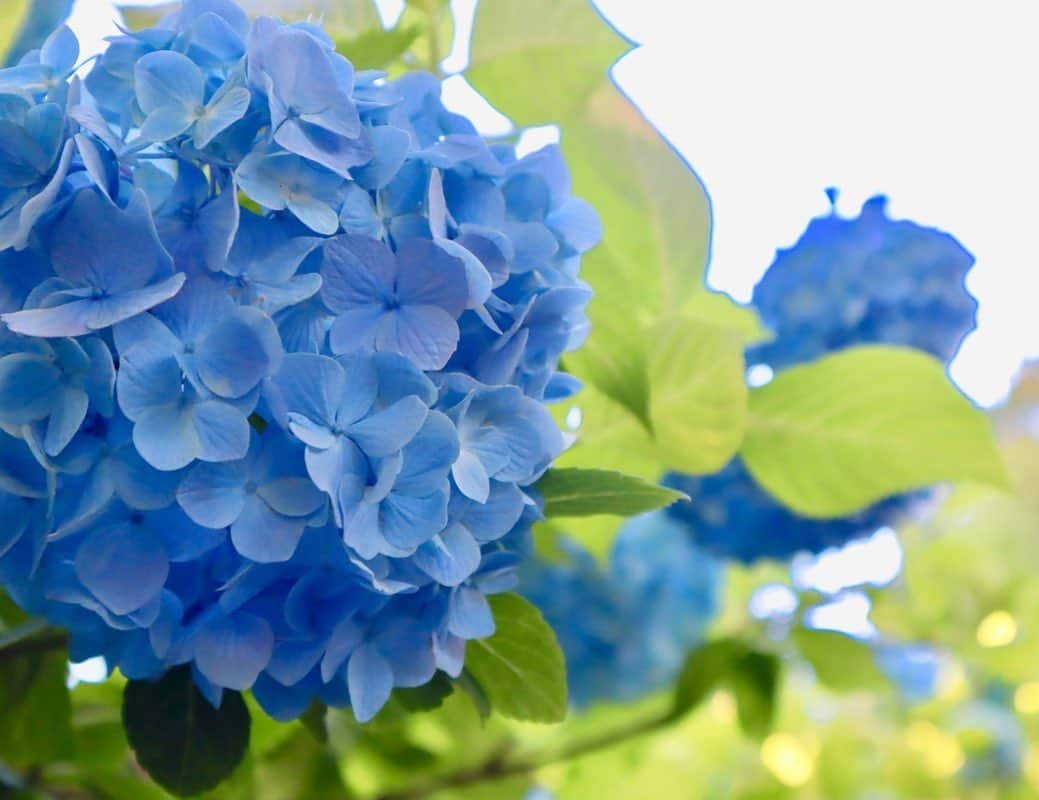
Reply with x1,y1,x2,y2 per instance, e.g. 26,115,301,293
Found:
666,194,978,562
0,0,599,724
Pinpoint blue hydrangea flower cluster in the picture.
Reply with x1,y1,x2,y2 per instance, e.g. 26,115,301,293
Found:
521,512,723,707
666,194,977,562
0,0,598,723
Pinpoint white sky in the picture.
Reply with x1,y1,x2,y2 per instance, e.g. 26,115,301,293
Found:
64,0,1039,407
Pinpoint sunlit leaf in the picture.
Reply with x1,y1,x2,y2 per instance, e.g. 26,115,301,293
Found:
536,467,686,519
465,594,567,723
791,628,888,692
468,0,631,126
742,345,1009,517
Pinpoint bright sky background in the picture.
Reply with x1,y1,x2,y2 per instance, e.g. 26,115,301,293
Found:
55,0,1036,639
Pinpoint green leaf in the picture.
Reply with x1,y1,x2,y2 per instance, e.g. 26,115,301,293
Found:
564,309,652,433
682,291,771,345
536,467,686,519
561,317,748,478
253,728,351,800
468,0,631,127
741,345,1009,516
728,651,781,739
394,672,455,712
123,666,251,797
465,593,567,723
564,83,713,318
672,640,780,739
299,700,329,744
454,668,492,721
0,645,72,769
337,25,423,71
791,627,888,692
671,638,749,718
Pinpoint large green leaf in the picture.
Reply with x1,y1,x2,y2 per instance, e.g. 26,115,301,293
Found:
467,0,630,127
465,593,567,723
564,82,713,318
536,467,686,518
741,345,1008,517
791,628,888,692
123,666,251,797
683,290,771,346
560,317,747,478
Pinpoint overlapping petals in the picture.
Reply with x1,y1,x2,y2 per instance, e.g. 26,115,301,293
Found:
0,0,599,725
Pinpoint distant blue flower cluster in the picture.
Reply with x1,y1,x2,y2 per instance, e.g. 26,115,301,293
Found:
666,194,977,562
521,512,723,707
0,0,597,723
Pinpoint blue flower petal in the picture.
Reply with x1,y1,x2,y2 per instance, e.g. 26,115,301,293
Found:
347,643,393,723
74,522,169,616
414,523,481,586
194,609,274,690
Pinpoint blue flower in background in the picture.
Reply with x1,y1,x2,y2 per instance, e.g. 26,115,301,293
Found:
522,511,723,708
665,194,978,563
0,0,599,726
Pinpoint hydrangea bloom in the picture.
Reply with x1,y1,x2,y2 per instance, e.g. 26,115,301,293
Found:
521,512,723,707
666,194,977,562
0,1,597,724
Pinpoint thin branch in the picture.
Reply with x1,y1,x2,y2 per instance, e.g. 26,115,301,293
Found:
373,708,674,800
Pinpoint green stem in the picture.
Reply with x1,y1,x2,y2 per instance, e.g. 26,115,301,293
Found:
373,707,675,800
426,4,443,76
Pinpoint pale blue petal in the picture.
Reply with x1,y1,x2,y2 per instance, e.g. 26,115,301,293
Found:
0,353,61,424
230,496,305,562
176,459,248,528
286,195,340,235
347,395,428,458
328,304,385,355
193,86,251,149
266,353,344,430
375,305,459,371
74,522,169,616
414,524,481,587
395,238,468,315
139,107,196,141
255,477,325,517
447,586,494,639
134,50,205,114
116,347,181,421
192,400,250,463
43,386,88,456
353,125,410,191
320,234,396,312
133,404,199,471
196,306,283,399
194,610,274,690
452,449,489,503
348,643,393,723
381,491,447,552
